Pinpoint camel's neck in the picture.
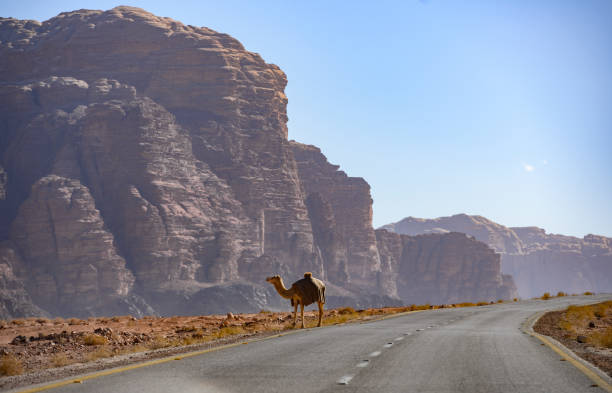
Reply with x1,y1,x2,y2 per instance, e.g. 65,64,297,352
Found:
272,279,294,299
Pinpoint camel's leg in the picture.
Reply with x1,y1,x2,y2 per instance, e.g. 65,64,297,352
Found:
300,302,305,329
293,302,298,327
317,301,324,327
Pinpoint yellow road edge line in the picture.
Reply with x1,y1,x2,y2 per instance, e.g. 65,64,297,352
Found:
526,312,612,393
14,329,301,393
15,309,429,393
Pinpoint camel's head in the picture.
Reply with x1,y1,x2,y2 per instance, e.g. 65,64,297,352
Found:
265,275,281,284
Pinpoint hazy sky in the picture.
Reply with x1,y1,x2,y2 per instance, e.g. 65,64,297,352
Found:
3,1,611,237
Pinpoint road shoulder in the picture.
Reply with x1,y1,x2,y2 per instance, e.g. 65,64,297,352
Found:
523,311,612,392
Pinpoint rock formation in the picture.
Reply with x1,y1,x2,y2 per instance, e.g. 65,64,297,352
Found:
375,230,517,304
290,142,381,291
383,215,612,298
0,7,517,318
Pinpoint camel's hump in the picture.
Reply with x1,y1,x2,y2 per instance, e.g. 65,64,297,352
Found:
304,272,312,278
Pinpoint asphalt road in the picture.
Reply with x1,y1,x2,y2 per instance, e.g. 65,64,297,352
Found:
13,294,612,393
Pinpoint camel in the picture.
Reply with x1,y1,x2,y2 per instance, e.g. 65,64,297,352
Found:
266,272,326,328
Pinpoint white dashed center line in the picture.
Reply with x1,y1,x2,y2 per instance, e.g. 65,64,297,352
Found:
337,375,354,385
383,342,394,348
394,337,404,341
369,351,381,357
356,360,370,368
416,328,424,331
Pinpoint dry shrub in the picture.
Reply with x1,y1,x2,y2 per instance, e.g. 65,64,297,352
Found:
583,291,594,295
513,298,518,302
86,346,112,361
559,301,612,333
53,318,64,325
541,292,551,300
175,325,197,333
337,307,356,315
68,318,81,325
409,304,432,311
11,319,25,326
556,291,566,297
259,309,272,314
497,299,504,303
148,336,172,350
476,302,488,306
588,327,612,348
51,353,70,368
322,314,356,326
110,316,120,323
191,329,206,339
0,354,23,376
83,334,108,346
215,326,246,338
36,318,49,324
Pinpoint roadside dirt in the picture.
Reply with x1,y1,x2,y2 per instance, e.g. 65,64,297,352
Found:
0,306,414,390
534,306,612,377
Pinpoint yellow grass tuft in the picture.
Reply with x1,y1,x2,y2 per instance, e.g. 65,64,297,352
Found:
86,346,112,361
589,327,612,348
337,307,356,315
556,291,566,297
559,301,612,334
0,354,23,376
541,292,551,300
583,291,594,295
83,334,108,346
51,353,71,368
215,326,246,339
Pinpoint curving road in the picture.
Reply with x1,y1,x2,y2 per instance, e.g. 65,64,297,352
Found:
12,294,612,393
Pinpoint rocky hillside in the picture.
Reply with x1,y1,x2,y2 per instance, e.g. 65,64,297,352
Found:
0,7,515,318
375,230,517,304
382,215,612,297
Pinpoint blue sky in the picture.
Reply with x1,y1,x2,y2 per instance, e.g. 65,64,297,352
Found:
3,1,611,237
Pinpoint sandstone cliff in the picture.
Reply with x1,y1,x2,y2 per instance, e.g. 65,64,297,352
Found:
0,7,516,317
383,215,612,298
0,7,321,317
375,230,517,304
290,142,381,292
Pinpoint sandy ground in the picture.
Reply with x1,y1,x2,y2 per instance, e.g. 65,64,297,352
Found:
0,306,408,390
534,305,612,376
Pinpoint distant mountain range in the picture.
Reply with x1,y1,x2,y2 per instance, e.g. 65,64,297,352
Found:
381,214,612,297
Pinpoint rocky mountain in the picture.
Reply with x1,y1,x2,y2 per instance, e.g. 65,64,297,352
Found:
0,7,515,318
382,215,612,298
375,230,517,304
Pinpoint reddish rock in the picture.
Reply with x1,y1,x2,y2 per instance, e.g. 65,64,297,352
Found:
290,142,381,292
383,215,612,298
0,7,523,317
375,230,518,304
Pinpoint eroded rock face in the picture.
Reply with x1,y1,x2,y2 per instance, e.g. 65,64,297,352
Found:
290,141,382,292
8,176,136,316
375,230,517,304
381,214,524,254
383,215,612,298
0,7,519,317
0,242,47,319
0,7,322,317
